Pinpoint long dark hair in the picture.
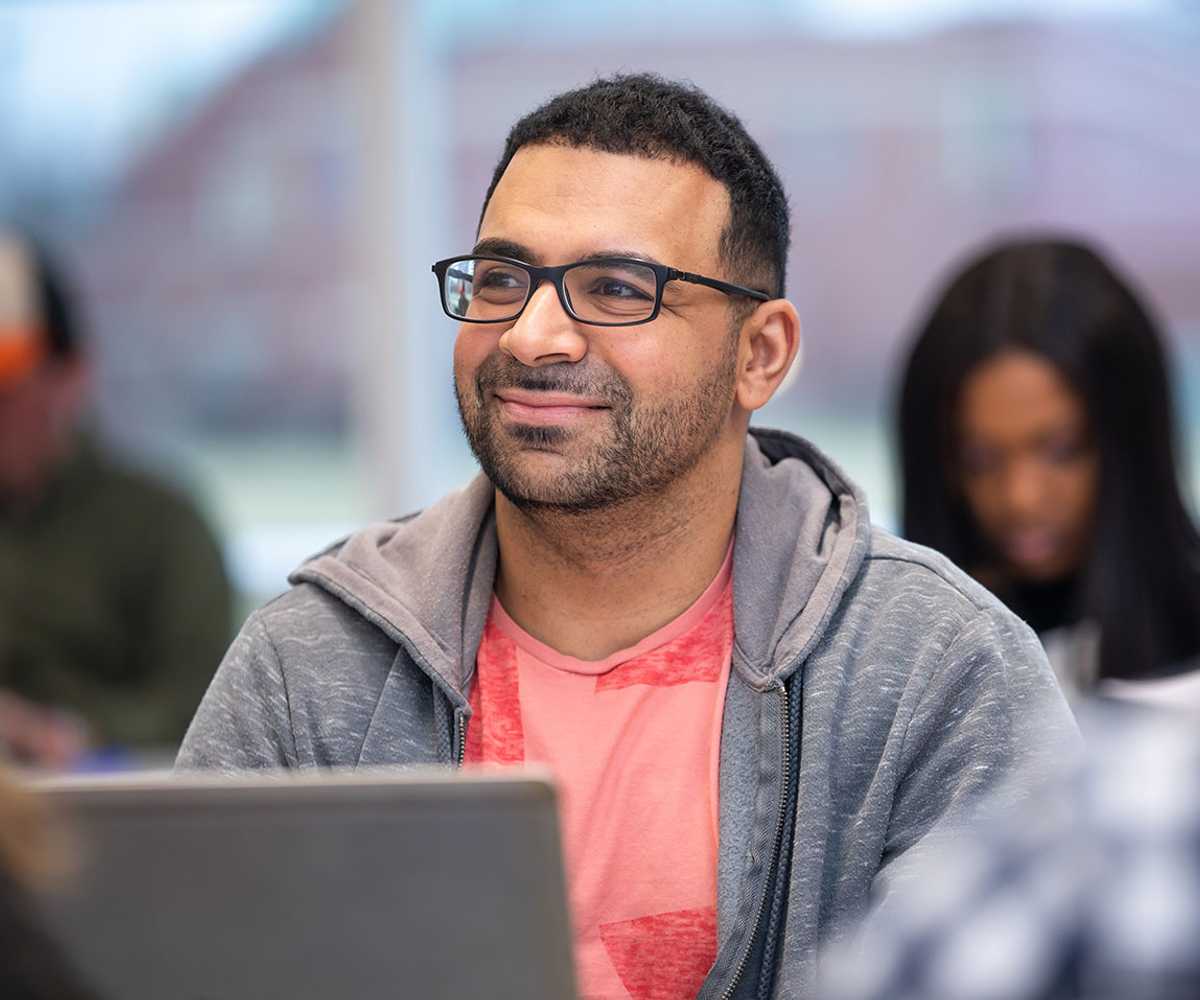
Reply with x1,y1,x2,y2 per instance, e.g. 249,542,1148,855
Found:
897,235,1200,680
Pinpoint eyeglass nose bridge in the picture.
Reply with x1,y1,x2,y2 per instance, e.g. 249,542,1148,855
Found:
517,262,579,324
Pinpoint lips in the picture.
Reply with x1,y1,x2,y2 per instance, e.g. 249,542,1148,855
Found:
1002,528,1061,567
493,389,609,425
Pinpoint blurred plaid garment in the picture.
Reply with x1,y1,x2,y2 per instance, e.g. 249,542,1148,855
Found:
820,703,1200,1000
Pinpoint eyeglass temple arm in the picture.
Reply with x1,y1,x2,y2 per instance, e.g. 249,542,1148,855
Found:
671,269,771,302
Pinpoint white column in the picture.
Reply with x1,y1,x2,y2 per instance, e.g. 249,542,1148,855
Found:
349,0,458,519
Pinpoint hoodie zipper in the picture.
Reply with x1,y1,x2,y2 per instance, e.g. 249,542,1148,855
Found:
453,681,793,997
718,682,791,1000
454,709,467,767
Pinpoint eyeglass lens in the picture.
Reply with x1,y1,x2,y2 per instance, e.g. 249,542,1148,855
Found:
443,258,660,324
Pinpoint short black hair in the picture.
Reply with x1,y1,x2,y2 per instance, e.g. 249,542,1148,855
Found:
896,234,1200,681
481,73,790,298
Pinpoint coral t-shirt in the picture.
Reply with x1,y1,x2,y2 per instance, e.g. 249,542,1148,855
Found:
464,552,734,999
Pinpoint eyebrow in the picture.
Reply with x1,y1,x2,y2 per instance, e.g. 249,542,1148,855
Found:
472,237,537,262
470,238,668,270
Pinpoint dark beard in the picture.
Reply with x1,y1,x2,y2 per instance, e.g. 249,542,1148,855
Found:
455,342,738,514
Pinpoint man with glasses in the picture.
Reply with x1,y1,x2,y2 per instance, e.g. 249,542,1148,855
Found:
180,75,1076,998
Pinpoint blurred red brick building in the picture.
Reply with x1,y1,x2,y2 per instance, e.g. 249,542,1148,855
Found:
69,14,1200,441
73,15,359,440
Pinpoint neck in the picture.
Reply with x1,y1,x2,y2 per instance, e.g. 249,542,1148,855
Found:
493,435,743,660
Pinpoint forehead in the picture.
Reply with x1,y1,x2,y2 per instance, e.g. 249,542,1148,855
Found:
959,351,1087,438
479,144,730,270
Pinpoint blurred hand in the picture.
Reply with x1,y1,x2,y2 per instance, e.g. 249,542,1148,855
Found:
0,689,91,769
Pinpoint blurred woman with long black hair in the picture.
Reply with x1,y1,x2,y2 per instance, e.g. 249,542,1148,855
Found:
896,235,1200,703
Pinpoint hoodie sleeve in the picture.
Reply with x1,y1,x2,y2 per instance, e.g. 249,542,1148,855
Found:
175,611,300,771
872,605,1081,895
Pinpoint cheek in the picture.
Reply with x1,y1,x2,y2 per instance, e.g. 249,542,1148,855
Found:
0,394,43,440
961,480,1004,529
0,406,48,473
612,324,725,399
452,329,492,393
1058,459,1101,532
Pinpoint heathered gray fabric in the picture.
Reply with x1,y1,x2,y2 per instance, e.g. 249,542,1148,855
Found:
178,428,1078,998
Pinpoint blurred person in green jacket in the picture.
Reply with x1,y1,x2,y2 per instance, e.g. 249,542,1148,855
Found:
0,228,232,767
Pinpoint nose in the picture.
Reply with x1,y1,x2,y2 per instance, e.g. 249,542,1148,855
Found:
497,280,588,368
999,457,1049,520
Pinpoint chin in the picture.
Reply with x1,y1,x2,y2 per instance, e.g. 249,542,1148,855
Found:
491,456,633,515
487,453,578,507
496,481,615,515
1010,560,1079,585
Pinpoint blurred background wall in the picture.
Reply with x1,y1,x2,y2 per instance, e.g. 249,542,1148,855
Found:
1,0,1197,615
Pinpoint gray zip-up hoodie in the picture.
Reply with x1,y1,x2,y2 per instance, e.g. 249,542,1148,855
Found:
178,428,1078,999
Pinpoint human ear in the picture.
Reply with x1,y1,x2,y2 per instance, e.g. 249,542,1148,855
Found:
734,299,801,412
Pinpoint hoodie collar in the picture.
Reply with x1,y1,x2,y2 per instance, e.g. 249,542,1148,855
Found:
731,428,870,688
290,428,870,701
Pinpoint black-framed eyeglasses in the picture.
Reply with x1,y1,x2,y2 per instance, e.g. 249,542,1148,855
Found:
431,254,771,328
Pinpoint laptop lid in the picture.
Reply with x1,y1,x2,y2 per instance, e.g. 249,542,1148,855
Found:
28,769,577,1000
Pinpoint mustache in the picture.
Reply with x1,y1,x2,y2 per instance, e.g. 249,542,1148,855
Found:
475,355,631,406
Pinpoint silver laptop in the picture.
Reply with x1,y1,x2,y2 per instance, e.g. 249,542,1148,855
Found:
29,769,577,1000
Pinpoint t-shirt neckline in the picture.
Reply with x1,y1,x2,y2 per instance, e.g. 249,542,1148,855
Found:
490,543,734,676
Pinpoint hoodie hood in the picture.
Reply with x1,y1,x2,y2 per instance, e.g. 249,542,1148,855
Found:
731,428,869,686
290,428,870,701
